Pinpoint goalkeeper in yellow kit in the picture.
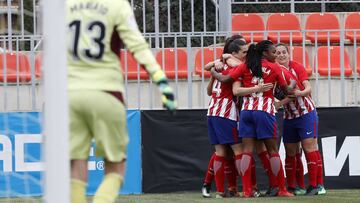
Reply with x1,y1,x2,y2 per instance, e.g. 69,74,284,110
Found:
66,0,177,202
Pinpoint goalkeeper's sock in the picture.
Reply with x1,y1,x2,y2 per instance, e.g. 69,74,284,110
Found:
71,179,87,203
93,173,123,203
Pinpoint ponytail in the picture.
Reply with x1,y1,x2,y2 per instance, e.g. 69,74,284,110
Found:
245,40,274,78
245,43,263,78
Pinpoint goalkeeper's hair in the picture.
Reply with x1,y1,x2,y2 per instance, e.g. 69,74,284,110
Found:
245,40,274,79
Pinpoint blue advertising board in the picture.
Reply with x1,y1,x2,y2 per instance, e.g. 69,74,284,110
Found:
0,110,141,197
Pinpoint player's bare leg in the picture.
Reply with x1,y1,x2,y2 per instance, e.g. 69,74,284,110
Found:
93,159,126,203
71,160,88,203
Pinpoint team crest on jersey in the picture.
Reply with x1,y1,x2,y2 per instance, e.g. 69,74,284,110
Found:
262,67,271,75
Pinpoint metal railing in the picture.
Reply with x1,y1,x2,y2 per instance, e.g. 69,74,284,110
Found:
232,0,360,13
1,0,360,110
0,30,359,111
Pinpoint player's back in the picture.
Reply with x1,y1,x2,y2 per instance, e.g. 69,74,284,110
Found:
66,0,126,91
240,59,286,98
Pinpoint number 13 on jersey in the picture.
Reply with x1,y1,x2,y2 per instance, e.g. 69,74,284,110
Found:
68,20,106,60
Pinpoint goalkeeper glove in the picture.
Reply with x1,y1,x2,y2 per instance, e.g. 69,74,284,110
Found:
152,70,177,111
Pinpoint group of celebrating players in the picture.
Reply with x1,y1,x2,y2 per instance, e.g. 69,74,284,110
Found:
202,35,326,198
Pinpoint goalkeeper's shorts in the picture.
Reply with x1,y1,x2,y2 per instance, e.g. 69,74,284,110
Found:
69,90,129,162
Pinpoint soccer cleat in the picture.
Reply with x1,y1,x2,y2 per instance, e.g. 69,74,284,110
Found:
201,184,211,198
265,187,279,197
306,185,319,196
243,190,260,198
294,187,306,195
215,192,227,198
252,189,261,198
287,187,295,194
278,189,295,197
317,185,327,195
228,188,240,198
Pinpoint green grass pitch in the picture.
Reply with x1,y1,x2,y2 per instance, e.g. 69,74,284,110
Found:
1,190,360,203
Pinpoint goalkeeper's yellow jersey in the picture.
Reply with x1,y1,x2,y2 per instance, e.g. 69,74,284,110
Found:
66,0,161,92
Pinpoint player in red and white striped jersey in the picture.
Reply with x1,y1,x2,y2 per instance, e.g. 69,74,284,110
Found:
211,40,295,197
203,37,246,198
275,44,325,196
202,35,274,198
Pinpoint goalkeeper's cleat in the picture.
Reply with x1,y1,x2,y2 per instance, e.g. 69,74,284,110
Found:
201,184,211,198
306,185,319,196
317,185,326,195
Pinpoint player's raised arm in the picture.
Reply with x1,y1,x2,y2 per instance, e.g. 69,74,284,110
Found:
116,0,176,111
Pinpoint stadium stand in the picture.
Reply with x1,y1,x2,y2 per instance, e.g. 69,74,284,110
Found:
194,47,223,78
267,13,303,44
305,13,340,43
345,12,360,43
291,46,312,76
232,13,265,42
0,52,32,82
120,50,149,80
155,48,188,79
316,46,352,76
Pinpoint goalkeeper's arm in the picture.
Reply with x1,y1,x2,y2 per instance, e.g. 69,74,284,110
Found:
116,0,177,110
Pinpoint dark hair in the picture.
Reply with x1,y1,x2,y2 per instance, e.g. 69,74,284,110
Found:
245,40,274,78
223,34,245,55
275,43,289,53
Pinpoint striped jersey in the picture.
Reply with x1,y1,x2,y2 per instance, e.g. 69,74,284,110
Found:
282,61,316,119
229,59,289,115
207,64,238,121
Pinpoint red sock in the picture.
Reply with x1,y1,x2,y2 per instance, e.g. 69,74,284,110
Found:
269,153,286,191
238,153,253,195
204,153,215,184
285,155,296,188
214,155,225,193
224,158,237,190
235,154,242,176
251,155,257,189
258,151,277,188
305,151,318,187
295,153,305,189
316,151,324,186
